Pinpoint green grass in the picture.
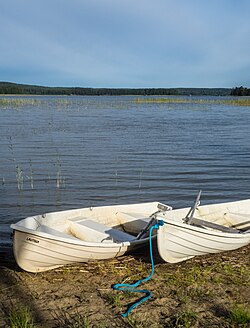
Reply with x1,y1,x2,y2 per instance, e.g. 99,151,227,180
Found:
102,292,123,308
228,304,250,326
54,311,91,328
8,307,35,328
167,309,197,328
126,314,144,328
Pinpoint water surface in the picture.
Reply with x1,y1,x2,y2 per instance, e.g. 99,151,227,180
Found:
1,95,250,246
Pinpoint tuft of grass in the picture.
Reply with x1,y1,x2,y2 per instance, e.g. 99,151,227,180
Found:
167,309,197,328
54,311,90,328
228,304,250,325
8,307,35,328
214,262,250,286
126,315,144,328
102,292,123,308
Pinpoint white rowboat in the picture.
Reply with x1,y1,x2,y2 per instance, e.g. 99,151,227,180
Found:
11,202,171,273
156,198,250,263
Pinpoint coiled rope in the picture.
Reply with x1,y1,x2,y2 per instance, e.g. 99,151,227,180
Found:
112,219,164,317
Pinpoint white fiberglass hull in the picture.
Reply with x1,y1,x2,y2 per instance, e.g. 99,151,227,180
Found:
12,230,132,273
157,199,250,263
11,202,171,273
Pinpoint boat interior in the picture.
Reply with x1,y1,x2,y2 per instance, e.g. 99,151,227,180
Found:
31,210,158,244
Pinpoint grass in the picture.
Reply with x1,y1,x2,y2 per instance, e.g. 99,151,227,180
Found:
1,246,249,328
228,304,250,326
8,306,35,328
167,309,197,328
126,315,144,328
0,98,42,109
159,260,250,289
135,97,250,106
1,95,250,110
54,311,91,328
102,292,123,308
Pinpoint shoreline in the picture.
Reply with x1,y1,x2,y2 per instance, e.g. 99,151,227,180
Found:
1,245,249,327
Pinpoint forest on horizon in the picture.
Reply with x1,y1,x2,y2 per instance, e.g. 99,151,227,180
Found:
0,82,249,96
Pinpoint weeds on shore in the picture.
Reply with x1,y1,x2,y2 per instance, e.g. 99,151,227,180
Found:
8,306,35,328
166,309,197,328
228,304,250,326
54,311,91,328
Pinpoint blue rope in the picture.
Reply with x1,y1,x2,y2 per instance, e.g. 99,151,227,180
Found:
112,219,164,317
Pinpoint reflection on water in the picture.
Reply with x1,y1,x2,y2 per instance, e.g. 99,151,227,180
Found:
1,95,250,245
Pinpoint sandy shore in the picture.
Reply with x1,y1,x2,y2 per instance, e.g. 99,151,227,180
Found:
0,245,249,327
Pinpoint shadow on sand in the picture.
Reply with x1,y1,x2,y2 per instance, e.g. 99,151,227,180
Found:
0,246,48,327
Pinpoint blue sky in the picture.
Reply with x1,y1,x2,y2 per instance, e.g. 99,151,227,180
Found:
1,0,250,88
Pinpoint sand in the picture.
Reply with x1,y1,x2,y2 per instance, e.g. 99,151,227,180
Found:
0,245,249,327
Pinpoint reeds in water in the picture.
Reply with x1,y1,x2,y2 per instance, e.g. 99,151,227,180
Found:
0,98,42,109
135,97,250,106
9,137,23,190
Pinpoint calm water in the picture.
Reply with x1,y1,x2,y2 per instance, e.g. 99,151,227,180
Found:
1,95,250,246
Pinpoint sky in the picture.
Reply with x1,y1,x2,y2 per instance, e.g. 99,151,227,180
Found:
1,0,250,88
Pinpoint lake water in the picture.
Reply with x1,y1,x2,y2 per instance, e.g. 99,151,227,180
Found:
1,95,250,246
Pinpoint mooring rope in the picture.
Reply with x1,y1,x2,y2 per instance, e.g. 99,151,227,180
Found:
112,219,164,317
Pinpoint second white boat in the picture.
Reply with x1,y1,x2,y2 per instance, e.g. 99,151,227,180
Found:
156,197,250,263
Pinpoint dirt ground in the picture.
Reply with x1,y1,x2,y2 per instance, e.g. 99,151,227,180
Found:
0,245,249,328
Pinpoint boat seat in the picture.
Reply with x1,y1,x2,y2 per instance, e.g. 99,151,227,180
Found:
190,217,241,233
36,225,77,240
115,212,151,235
69,219,135,243
224,212,250,231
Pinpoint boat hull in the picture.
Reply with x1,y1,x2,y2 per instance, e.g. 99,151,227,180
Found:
157,199,250,263
12,230,131,273
11,201,170,272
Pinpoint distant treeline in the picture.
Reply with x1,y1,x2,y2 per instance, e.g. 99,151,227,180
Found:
230,86,250,96
0,81,248,97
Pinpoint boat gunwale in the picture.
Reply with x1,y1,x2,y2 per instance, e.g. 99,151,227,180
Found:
10,201,167,248
158,218,250,239
11,225,152,248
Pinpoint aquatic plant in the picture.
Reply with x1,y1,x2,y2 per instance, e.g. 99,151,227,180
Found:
0,98,42,109
135,97,250,106
16,165,24,191
55,153,65,188
26,160,34,189
8,137,23,190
